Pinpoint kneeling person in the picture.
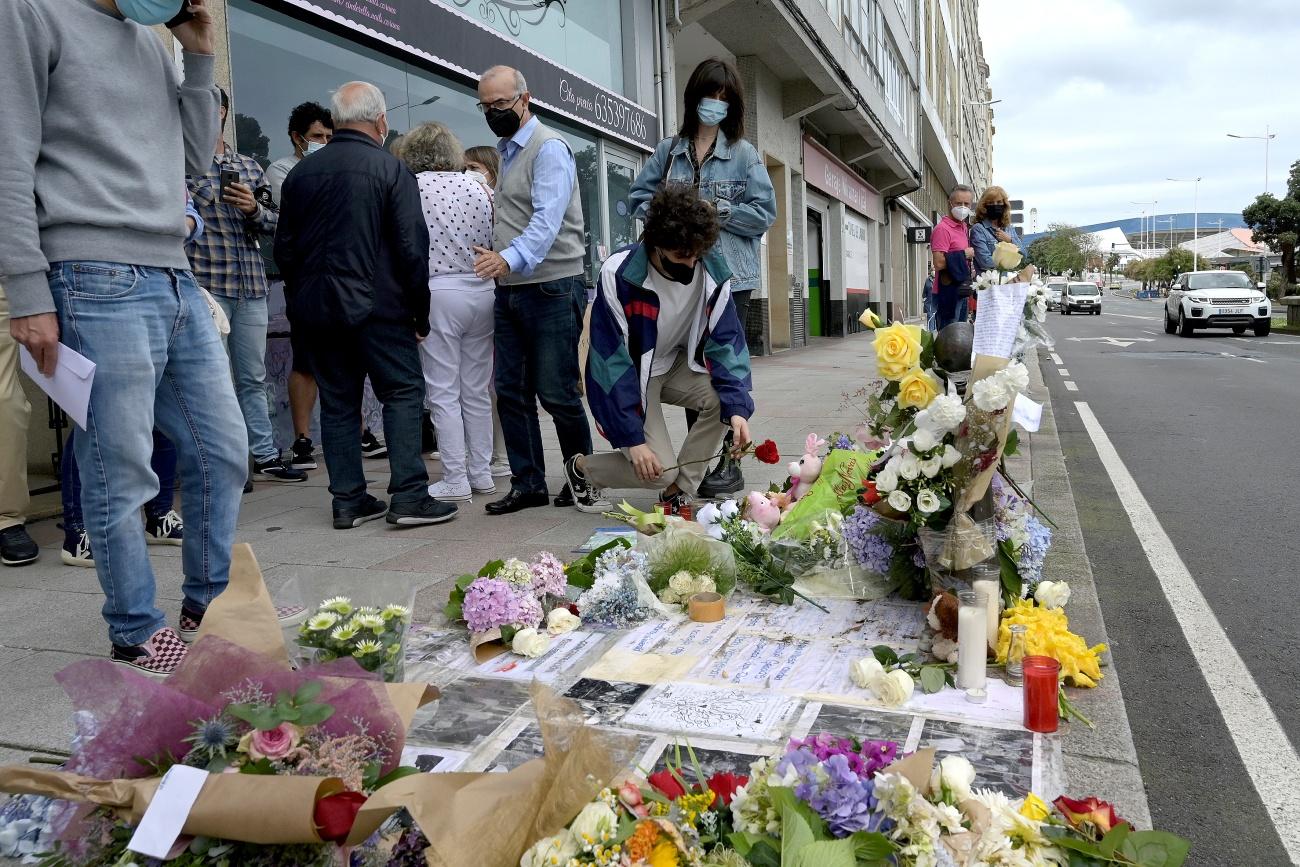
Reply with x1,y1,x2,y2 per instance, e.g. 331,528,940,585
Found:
565,185,754,511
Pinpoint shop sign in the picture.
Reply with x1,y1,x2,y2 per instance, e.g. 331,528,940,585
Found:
278,0,657,150
844,211,872,296
906,226,932,245
802,137,882,222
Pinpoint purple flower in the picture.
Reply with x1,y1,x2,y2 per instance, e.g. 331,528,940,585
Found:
1018,514,1052,583
843,506,894,574
462,578,525,634
832,434,853,451
775,747,891,837
529,552,568,597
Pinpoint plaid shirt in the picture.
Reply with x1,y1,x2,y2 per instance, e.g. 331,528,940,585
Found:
187,147,277,299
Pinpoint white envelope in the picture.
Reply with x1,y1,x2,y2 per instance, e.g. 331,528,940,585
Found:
18,343,97,430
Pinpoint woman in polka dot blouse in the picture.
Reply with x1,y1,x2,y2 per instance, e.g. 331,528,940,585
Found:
401,122,498,502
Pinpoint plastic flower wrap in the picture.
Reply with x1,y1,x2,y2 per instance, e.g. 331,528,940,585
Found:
297,596,411,681
576,546,661,626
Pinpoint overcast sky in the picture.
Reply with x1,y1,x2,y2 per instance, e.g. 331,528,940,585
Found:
979,0,1296,232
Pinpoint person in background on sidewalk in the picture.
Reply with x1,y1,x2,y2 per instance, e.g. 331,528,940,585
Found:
628,58,775,500
565,185,754,511
971,185,1029,273
188,87,306,485
0,281,37,567
0,0,255,677
265,101,333,471
463,145,512,481
402,123,497,503
276,81,458,530
922,261,937,331
932,184,976,330
61,192,206,566
474,65,599,516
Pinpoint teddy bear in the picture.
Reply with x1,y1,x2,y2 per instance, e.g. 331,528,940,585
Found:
786,433,827,502
925,590,960,664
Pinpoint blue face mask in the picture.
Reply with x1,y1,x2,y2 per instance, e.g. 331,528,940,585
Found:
696,97,729,127
115,0,185,25
305,141,326,155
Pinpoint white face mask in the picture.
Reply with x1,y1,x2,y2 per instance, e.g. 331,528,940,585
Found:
464,169,489,186
304,141,326,155
951,205,972,221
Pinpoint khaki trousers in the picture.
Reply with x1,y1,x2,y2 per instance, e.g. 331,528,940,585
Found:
0,285,31,530
583,354,728,496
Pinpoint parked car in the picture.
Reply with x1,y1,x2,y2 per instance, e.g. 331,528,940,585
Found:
1045,277,1067,311
1061,282,1101,315
1164,270,1271,336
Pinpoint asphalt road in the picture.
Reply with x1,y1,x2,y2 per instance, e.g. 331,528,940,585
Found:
1039,292,1300,863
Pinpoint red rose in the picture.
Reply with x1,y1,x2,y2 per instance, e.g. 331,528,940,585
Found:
647,769,687,800
314,790,367,843
859,480,881,506
754,440,780,464
1053,795,1124,838
706,772,748,807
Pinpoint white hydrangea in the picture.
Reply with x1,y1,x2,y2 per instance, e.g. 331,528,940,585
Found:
927,394,967,432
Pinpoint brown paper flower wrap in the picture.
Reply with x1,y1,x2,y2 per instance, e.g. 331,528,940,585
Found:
0,544,437,846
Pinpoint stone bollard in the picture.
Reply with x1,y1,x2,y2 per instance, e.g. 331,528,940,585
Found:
1281,296,1300,327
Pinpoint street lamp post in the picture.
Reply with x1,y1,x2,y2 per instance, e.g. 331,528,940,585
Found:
1131,201,1155,251
1167,177,1202,270
1227,126,1276,194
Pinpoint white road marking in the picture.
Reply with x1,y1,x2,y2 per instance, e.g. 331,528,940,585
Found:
1050,353,1064,365
1219,351,1266,364
1142,330,1159,336
1066,337,1155,348
1075,401,1300,861
1063,380,1078,391
1058,368,1069,376
1102,312,1160,321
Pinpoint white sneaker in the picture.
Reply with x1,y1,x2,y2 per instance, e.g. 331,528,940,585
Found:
470,479,497,495
428,480,472,502
489,459,512,477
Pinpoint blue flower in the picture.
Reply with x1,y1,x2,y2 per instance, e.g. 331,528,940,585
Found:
183,716,237,760
843,506,894,574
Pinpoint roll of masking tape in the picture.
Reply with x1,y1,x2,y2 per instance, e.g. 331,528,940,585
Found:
688,591,725,623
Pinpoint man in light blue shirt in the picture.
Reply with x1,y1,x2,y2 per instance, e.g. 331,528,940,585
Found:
473,65,600,516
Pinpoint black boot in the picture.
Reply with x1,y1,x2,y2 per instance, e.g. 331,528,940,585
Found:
697,433,744,499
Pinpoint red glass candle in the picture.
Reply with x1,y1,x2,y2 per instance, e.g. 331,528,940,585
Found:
1022,655,1061,733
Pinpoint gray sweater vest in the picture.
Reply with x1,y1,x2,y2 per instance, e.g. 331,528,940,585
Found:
493,122,586,285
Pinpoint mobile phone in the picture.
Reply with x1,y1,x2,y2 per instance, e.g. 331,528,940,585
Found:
219,169,241,199
165,6,195,28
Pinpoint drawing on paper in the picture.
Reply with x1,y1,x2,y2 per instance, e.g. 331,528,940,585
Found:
562,678,651,726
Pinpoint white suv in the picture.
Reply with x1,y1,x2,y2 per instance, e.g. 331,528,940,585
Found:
1164,270,1271,337
1061,282,1101,315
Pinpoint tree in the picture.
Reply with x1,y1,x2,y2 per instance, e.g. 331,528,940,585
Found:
1242,158,1300,286
234,113,270,167
1163,248,1196,278
1105,253,1120,275
1033,224,1095,276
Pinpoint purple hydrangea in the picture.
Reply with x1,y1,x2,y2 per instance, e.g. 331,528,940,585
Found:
776,747,890,837
529,552,568,597
462,578,525,634
787,733,899,779
514,592,544,629
1018,513,1052,584
843,506,894,574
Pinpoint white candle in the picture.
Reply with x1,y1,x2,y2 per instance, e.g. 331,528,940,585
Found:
957,602,988,690
972,578,1000,652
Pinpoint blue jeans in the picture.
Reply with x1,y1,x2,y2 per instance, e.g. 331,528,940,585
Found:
211,294,277,463
307,318,429,510
48,263,245,646
62,429,176,526
494,277,593,494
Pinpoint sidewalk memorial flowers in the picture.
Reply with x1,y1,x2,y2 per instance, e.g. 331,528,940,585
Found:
296,596,411,682
445,551,583,658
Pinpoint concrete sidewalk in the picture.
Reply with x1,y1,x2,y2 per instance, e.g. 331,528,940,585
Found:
0,334,1150,828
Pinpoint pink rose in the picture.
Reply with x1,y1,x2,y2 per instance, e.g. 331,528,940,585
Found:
243,723,302,761
619,780,650,818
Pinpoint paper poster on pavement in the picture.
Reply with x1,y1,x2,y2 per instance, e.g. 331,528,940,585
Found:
400,745,469,773
474,630,606,682
737,597,865,639
689,634,813,688
620,682,803,741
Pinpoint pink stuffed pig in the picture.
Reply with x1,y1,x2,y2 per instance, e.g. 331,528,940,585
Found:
787,433,827,501
746,491,783,532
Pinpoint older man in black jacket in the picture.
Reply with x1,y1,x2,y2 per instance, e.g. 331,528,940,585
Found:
275,81,456,530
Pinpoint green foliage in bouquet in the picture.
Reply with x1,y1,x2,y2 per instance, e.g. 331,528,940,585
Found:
645,533,737,599
729,787,895,867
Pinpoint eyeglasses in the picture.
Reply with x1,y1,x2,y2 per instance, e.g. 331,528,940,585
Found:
475,94,522,114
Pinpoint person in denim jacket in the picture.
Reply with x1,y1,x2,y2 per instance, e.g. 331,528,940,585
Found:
628,58,776,498
970,185,1028,274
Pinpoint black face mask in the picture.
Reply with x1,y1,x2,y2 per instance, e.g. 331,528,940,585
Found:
485,106,522,138
985,204,1006,220
657,256,697,285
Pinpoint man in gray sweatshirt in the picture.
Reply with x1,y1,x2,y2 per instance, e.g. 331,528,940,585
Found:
0,0,250,677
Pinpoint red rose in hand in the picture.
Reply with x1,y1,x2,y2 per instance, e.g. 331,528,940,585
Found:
706,771,748,807
647,769,687,800
314,790,367,843
859,480,881,506
1053,795,1124,838
754,439,780,464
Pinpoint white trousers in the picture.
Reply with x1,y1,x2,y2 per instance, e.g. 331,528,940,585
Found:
419,277,496,487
